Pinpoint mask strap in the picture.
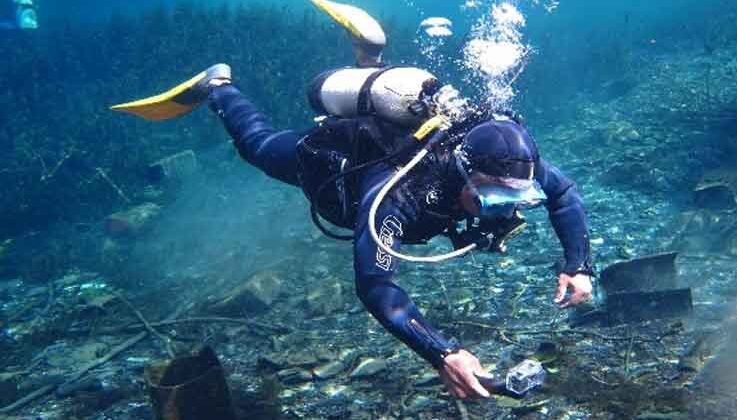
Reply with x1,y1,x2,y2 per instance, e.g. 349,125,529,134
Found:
453,149,481,197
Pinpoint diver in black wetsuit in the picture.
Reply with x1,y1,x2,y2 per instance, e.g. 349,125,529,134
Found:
112,0,594,401
0,0,37,30
204,66,593,400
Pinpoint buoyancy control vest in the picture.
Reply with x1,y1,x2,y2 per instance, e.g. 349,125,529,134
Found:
298,65,442,238
296,115,423,234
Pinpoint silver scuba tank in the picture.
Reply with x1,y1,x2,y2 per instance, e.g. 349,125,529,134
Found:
308,66,437,127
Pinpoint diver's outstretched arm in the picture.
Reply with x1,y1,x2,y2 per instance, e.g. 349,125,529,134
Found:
535,159,592,275
353,164,492,399
208,84,301,187
353,164,459,367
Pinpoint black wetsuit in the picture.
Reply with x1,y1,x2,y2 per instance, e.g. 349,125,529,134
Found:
209,84,592,368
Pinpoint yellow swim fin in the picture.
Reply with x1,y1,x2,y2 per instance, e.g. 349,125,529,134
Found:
310,0,386,48
110,72,206,121
111,64,231,121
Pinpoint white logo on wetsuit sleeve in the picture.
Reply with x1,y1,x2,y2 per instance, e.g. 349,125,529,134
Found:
376,215,403,271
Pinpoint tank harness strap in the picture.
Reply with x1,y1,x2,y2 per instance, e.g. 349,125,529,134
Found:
357,66,400,115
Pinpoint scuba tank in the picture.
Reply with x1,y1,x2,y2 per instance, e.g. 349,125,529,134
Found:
308,66,438,127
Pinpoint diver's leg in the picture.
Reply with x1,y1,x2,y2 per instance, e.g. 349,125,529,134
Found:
208,85,301,187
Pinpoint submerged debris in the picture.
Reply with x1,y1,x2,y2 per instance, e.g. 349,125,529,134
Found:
105,203,162,236
205,270,286,316
600,252,679,293
694,167,737,210
147,150,199,183
146,346,237,420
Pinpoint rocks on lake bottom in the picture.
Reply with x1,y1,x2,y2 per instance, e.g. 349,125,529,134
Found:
349,358,388,379
206,269,285,315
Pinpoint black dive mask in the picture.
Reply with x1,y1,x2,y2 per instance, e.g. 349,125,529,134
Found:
454,149,547,219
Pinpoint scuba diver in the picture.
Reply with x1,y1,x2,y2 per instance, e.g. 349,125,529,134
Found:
0,0,37,30
112,0,593,400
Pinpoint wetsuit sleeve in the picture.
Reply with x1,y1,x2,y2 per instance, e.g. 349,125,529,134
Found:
354,165,459,369
535,159,593,275
208,84,301,186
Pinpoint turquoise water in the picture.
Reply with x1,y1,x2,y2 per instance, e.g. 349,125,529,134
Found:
1,0,737,418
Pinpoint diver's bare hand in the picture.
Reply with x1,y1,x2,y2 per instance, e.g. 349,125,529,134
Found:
439,349,491,399
555,273,593,308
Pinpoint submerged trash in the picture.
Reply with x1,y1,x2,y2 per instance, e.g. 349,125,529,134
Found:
693,167,737,210
105,202,162,236
147,149,198,183
145,346,236,420
600,252,678,293
573,253,693,326
606,289,693,325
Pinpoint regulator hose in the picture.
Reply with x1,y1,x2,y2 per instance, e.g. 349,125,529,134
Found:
367,124,481,263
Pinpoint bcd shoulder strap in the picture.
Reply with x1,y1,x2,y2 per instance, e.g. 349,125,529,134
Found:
357,65,401,115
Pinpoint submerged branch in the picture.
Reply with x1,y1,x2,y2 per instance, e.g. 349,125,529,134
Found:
95,167,131,204
73,316,292,336
40,152,72,183
624,332,636,380
116,293,175,358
